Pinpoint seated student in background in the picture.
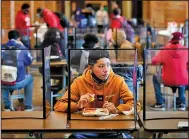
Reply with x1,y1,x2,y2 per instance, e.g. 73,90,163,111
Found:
42,28,65,59
70,33,99,74
1,30,34,111
55,49,140,113
2,30,28,49
150,32,188,111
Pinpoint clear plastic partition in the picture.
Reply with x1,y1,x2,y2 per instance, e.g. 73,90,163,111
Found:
105,27,146,61
154,27,186,48
1,47,51,119
68,27,107,49
67,49,138,129
154,27,172,48
143,48,188,120
2,28,30,49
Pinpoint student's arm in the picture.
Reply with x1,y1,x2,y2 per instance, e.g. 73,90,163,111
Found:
152,50,164,65
54,79,80,112
117,78,141,112
23,50,33,66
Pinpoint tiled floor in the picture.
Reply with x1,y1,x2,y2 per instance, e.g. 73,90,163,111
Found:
1,68,188,138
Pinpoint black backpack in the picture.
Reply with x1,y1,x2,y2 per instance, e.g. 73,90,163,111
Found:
54,12,69,28
1,45,19,85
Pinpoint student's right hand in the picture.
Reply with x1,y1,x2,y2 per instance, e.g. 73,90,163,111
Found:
77,93,95,109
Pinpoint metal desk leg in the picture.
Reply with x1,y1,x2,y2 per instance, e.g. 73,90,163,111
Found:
29,132,43,139
157,133,164,138
153,133,157,139
152,132,164,139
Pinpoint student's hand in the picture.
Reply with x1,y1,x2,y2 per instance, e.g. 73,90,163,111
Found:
103,101,119,114
77,93,95,109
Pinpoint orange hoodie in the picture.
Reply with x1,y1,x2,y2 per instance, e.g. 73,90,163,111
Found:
54,67,141,113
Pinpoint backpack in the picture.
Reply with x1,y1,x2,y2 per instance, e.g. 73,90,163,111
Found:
54,12,70,28
1,45,19,85
111,17,135,43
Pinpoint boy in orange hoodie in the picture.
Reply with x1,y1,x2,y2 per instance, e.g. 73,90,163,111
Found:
54,49,140,113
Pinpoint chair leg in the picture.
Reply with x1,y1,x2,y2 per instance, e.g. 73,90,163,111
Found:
173,93,176,111
11,96,14,111
51,91,53,111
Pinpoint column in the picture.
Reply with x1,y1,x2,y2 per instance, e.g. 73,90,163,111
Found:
122,1,132,19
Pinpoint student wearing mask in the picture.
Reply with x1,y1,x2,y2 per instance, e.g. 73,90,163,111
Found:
15,3,31,48
55,49,140,113
54,50,140,138
36,8,64,31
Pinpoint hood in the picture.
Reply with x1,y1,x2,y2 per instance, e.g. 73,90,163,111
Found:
167,43,185,58
5,40,26,49
81,67,116,87
6,40,17,46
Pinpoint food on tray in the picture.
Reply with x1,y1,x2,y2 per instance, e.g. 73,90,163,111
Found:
83,108,96,114
89,94,95,102
82,108,109,116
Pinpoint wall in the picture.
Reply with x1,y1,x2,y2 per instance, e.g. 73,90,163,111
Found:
143,1,188,27
1,0,59,29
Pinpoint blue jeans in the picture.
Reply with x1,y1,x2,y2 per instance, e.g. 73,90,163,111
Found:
153,75,185,104
2,74,33,107
68,133,133,138
126,80,140,101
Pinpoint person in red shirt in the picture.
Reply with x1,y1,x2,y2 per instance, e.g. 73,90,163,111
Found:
15,3,31,48
150,32,188,111
36,8,63,31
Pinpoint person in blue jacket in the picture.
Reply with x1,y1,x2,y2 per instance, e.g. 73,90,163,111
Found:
1,30,34,111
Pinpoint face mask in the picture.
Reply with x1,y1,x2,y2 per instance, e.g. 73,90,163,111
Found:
23,9,29,14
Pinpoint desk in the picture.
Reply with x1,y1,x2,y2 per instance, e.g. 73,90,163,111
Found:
31,59,67,89
138,111,188,138
2,111,139,133
32,59,67,67
31,60,67,111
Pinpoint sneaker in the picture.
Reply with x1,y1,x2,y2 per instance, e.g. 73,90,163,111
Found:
24,106,34,111
4,106,11,111
177,103,186,111
150,103,166,111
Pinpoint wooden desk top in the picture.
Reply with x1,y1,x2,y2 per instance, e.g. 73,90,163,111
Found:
2,111,67,131
2,111,138,132
139,111,188,132
32,59,67,66
68,113,138,131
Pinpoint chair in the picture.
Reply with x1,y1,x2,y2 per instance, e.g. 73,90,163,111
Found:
10,89,24,111
157,66,185,111
51,83,63,111
50,75,64,111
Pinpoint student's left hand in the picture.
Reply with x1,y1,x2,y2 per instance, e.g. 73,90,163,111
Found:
103,101,119,114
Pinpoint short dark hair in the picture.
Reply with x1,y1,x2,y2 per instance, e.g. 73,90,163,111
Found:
88,50,110,65
84,33,98,43
8,30,20,40
37,8,43,14
113,8,121,16
21,3,30,10
83,33,99,49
